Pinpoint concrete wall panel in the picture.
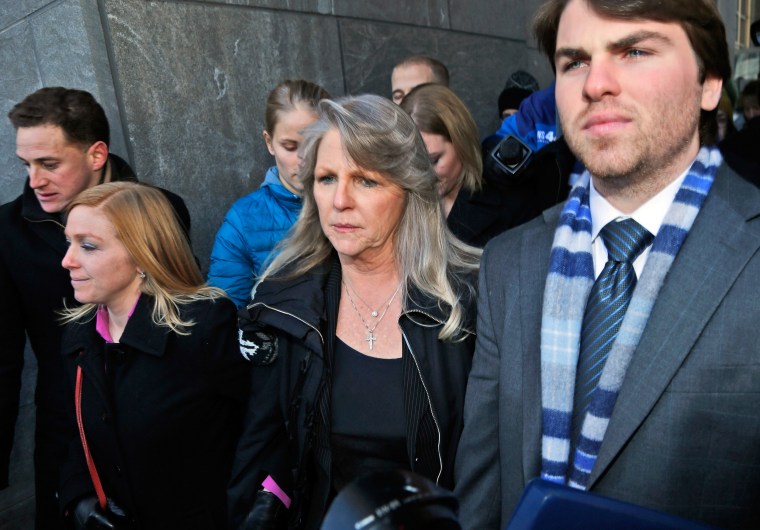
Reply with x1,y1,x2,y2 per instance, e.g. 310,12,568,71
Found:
0,22,41,202
105,0,344,271
340,19,552,136
0,0,53,30
449,0,532,40
160,0,450,27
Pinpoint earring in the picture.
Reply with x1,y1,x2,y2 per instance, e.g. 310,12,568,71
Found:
138,271,146,279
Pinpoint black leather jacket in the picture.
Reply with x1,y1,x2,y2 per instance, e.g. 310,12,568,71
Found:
228,258,476,530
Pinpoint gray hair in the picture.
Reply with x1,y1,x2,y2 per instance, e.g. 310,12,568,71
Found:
259,94,480,340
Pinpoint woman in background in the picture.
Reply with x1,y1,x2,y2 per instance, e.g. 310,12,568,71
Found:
401,84,549,247
209,79,331,307
59,182,247,529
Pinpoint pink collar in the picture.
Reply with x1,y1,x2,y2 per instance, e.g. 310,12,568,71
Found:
95,295,141,343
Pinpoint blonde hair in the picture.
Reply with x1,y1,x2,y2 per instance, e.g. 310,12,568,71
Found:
260,94,481,341
400,84,483,194
264,79,331,135
60,182,224,334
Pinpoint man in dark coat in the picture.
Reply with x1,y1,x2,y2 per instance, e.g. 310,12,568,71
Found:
720,81,760,187
0,87,190,529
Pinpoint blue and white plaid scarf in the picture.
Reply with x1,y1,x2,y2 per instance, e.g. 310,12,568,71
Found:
539,146,722,489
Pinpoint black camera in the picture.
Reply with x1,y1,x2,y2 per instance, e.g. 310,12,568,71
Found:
321,470,460,530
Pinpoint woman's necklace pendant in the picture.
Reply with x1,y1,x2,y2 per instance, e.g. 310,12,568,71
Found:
371,310,378,318
365,331,377,350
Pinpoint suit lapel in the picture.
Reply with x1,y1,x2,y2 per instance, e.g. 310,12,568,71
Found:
590,168,760,485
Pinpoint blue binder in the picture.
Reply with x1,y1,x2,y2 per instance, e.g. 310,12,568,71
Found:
504,479,719,530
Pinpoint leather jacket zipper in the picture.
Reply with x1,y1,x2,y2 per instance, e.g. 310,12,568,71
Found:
400,308,445,484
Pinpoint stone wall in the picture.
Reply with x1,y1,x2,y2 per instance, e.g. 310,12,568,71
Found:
0,0,554,274
0,0,742,527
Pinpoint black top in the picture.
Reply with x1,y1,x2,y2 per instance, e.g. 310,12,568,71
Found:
720,117,760,188
331,337,407,491
228,257,476,530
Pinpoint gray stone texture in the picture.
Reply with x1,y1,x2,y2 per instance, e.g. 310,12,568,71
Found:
340,19,553,139
155,0,450,27
450,0,532,39
0,0,746,525
0,20,40,202
0,0,52,30
103,0,345,269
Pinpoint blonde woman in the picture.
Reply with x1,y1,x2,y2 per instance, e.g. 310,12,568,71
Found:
228,95,480,529
402,84,549,247
59,182,247,529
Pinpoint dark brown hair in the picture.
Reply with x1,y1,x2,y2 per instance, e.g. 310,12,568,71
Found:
8,87,110,147
533,0,731,144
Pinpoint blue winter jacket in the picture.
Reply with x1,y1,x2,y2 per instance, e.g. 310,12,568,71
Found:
493,82,558,151
208,167,301,307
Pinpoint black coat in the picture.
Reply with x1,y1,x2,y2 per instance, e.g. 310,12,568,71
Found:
720,117,760,188
59,295,248,529
0,154,190,495
228,258,476,530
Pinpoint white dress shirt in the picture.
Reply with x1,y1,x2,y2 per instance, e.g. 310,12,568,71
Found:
589,168,690,279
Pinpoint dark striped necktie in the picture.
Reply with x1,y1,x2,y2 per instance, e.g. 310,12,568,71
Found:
572,218,654,440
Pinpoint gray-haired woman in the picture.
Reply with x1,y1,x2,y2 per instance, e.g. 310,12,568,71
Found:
228,94,480,529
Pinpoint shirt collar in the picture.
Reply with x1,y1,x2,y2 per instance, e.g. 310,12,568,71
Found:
589,166,689,241
95,294,142,343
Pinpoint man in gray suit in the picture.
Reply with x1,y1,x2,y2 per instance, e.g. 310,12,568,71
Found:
455,1,760,529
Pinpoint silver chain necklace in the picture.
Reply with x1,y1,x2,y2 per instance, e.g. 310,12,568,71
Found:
343,276,402,318
342,280,401,350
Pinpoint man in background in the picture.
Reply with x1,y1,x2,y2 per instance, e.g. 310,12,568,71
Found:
391,55,449,104
721,80,760,184
0,87,189,528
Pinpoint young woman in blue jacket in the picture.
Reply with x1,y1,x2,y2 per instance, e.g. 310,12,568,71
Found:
208,80,331,307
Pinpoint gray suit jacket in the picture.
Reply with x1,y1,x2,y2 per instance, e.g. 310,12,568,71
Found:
454,163,760,530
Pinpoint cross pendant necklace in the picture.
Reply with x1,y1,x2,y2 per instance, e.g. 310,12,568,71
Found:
365,331,377,350
343,280,401,351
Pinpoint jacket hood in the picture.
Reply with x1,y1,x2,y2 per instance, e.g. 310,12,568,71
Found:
242,260,335,356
